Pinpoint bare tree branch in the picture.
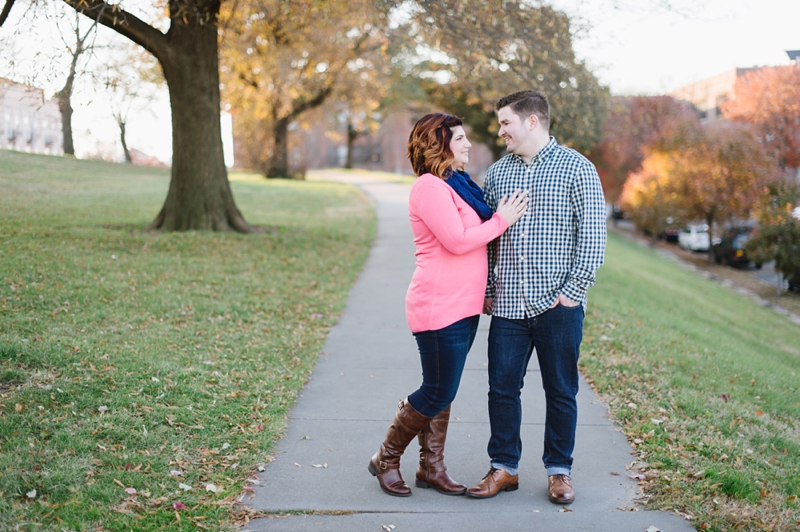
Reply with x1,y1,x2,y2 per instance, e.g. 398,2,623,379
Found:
0,0,18,26
62,0,169,64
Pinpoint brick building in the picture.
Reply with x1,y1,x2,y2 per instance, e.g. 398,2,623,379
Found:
265,107,497,181
669,68,760,123
0,77,62,156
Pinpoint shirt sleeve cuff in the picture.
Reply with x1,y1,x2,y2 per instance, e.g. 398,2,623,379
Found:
560,282,585,305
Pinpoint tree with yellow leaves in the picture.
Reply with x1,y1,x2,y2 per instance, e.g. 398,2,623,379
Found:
220,0,387,177
622,122,775,262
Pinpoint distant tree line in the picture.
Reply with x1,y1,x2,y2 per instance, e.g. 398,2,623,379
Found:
589,66,800,283
1,0,608,233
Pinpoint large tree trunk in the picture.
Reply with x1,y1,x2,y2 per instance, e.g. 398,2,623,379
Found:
267,114,290,178
147,20,254,232
57,91,75,156
117,119,132,163
706,212,716,265
267,87,332,178
345,121,359,169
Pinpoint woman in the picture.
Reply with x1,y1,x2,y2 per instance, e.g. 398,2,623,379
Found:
368,113,528,497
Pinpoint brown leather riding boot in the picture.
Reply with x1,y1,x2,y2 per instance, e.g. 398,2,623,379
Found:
415,405,467,495
368,399,431,497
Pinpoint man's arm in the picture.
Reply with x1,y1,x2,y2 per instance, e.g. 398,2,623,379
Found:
561,161,606,304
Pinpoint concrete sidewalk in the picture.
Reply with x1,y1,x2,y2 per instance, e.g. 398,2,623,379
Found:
243,171,696,532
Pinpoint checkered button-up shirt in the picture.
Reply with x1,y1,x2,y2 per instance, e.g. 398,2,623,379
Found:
484,137,606,318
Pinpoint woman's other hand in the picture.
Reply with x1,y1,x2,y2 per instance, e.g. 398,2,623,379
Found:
495,190,529,226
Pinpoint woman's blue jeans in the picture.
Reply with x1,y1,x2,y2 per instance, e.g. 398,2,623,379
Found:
486,305,584,476
408,315,480,418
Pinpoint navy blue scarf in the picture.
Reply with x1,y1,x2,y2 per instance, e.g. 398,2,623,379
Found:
445,169,494,221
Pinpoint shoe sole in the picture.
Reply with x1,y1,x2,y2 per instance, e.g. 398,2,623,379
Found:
549,495,575,504
466,483,519,499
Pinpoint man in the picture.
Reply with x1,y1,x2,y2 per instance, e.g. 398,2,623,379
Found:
466,90,606,504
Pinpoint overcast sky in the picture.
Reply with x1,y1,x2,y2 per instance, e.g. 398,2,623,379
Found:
556,0,800,95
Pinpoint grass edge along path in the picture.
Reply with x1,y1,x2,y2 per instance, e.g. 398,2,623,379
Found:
581,232,799,532
0,151,375,531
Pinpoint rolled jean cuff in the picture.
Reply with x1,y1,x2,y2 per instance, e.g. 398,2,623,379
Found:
491,462,519,477
546,466,571,477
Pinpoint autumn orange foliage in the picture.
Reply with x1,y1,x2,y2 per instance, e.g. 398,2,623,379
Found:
721,65,800,170
621,121,775,252
589,95,698,203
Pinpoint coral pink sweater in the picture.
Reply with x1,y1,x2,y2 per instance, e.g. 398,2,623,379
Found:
405,173,509,333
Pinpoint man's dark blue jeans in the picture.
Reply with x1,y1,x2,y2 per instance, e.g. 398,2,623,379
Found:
408,315,480,418
486,305,584,477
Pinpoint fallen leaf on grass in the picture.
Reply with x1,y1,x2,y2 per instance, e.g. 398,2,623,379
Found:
178,483,192,491
26,489,37,499
124,487,137,495
205,483,218,493
173,502,187,510
98,405,108,413
170,470,183,476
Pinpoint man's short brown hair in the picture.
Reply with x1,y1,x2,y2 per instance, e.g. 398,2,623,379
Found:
496,90,550,130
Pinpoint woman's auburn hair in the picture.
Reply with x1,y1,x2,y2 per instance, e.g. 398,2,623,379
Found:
407,113,463,179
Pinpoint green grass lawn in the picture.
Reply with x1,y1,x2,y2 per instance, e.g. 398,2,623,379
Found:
2,150,798,531
582,232,799,532
0,151,375,530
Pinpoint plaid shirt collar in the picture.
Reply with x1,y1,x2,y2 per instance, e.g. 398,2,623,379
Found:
506,136,558,167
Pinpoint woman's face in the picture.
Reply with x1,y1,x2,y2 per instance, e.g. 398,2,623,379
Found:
449,125,471,168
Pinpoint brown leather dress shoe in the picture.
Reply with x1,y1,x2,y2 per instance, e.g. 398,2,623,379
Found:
466,467,519,499
548,474,574,504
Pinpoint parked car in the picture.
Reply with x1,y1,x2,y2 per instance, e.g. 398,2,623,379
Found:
678,224,710,252
712,226,760,268
789,269,800,293
611,204,627,220
660,217,682,243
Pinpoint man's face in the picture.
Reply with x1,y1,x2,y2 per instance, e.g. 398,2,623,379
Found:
497,106,532,155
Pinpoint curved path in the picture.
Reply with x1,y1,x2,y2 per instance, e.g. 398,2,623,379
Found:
244,170,696,532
